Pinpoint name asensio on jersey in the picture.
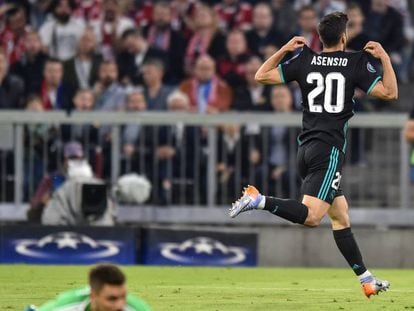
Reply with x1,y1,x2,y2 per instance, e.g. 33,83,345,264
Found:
311,55,348,67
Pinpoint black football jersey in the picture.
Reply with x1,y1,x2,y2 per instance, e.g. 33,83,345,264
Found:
279,45,381,152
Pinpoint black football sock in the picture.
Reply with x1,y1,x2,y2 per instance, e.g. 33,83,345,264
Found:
333,227,367,276
263,196,308,224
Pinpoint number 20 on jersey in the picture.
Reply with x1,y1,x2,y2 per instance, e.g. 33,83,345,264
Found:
307,72,345,113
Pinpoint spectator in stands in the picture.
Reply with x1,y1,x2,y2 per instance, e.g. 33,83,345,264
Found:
216,124,241,203
133,0,154,29
28,0,51,29
216,124,262,204
232,56,271,111
62,89,99,144
346,0,370,15
28,141,87,223
0,4,29,65
73,88,95,111
184,4,226,73
90,0,135,60
314,0,347,18
217,29,250,88
293,0,310,10
24,95,49,201
266,85,296,197
0,47,25,109
39,0,86,61
74,0,102,22
271,0,297,39
117,28,167,85
388,0,414,83
245,2,285,59
94,60,126,154
121,88,148,160
142,58,173,111
25,94,45,112
180,54,232,113
145,1,186,83
38,58,72,111
170,0,198,36
214,0,252,31
157,90,200,204
297,5,321,52
346,3,369,52
119,88,157,185
63,27,102,91
365,0,404,74
94,60,126,111
11,30,48,96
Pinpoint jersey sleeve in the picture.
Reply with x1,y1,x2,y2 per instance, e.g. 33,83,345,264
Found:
127,294,152,311
37,287,89,311
354,53,382,94
278,47,305,84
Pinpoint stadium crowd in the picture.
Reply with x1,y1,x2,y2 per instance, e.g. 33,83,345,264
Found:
0,0,412,208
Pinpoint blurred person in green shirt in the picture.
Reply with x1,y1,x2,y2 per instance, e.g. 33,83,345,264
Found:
27,264,150,311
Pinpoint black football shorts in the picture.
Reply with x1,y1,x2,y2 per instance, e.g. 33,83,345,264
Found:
297,139,344,204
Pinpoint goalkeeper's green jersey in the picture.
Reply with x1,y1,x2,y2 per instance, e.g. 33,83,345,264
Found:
37,286,151,311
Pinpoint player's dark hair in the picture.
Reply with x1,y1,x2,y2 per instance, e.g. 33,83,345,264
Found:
89,264,126,293
318,12,348,48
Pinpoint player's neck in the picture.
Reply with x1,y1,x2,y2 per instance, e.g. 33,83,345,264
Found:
322,44,345,53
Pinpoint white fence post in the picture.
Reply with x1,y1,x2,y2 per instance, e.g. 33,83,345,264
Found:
111,125,120,186
14,124,23,209
207,127,217,207
400,130,410,209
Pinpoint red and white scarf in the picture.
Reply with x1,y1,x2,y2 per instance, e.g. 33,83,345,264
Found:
0,27,26,65
185,32,212,70
147,26,171,51
190,76,218,109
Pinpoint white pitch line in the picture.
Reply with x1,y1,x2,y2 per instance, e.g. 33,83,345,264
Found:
151,285,414,293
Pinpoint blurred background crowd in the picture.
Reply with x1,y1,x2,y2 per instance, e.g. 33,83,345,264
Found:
0,0,412,215
0,0,411,111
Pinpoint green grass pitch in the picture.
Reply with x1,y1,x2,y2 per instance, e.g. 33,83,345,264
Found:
1,265,414,310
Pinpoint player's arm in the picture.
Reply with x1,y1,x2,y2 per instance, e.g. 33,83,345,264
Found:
255,36,306,85
364,41,398,101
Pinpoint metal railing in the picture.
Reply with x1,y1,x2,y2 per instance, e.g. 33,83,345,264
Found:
0,111,409,210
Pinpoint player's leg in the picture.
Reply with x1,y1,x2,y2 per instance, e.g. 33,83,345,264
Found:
329,195,390,297
329,195,366,275
229,140,336,227
261,193,330,227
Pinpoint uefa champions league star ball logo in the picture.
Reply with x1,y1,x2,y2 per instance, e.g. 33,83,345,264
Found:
160,236,248,265
14,231,120,259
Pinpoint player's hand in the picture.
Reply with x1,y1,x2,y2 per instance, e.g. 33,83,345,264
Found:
363,41,388,60
282,36,306,53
